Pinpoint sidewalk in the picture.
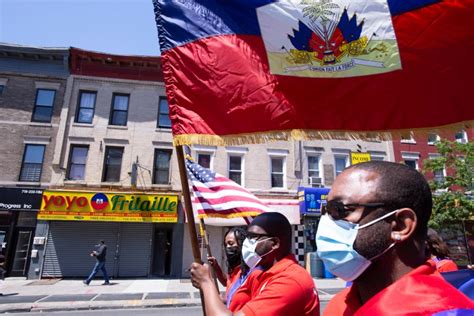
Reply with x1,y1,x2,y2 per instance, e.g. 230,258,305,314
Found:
0,277,345,313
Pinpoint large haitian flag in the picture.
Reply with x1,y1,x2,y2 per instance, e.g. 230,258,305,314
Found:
153,0,474,145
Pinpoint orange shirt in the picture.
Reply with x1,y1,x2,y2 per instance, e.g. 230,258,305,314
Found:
241,254,320,316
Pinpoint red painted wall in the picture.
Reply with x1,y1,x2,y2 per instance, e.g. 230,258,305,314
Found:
70,48,163,82
393,128,473,181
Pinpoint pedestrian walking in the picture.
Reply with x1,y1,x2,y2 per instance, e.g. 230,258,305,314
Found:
83,240,110,286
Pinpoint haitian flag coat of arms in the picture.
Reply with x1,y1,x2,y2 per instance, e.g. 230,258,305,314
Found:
154,0,473,145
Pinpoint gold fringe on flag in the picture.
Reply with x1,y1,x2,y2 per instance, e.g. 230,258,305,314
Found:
197,211,263,219
173,120,473,146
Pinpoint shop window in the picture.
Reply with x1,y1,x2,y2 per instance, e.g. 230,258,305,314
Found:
157,97,171,128
109,94,129,126
102,146,124,182
32,89,55,122
67,145,89,180
75,91,96,124
0,85,4,95
271,157,285,188
228,155,243,185
153,149,172,184
19,144,45,182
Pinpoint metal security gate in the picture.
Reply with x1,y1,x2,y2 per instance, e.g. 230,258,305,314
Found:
116,223,153,277
42,221,152,278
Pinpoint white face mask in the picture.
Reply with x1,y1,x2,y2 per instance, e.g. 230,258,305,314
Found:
241,237,273,269
316,210,398,281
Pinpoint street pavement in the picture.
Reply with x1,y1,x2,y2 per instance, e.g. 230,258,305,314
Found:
0,277,345,313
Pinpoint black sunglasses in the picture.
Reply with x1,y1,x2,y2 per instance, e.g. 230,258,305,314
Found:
322,200,385,220
246,232,270,241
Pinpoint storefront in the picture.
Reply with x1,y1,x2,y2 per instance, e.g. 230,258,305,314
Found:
29,190,183,279
298,187,330,253
0,187,43,277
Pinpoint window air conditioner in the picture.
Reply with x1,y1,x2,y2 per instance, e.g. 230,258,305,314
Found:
309,176,322,187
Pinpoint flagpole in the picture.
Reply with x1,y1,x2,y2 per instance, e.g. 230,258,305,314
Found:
175,145,207,315
200,218,220,290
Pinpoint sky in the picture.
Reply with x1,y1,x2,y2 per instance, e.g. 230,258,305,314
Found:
0,0,160,56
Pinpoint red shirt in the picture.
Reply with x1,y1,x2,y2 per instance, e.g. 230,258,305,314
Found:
226,266,241,298
324,260,474,316
241,254,320,316
227,268,264,312
428,257,459,273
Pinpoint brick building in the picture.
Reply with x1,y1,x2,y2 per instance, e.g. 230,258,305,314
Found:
0,44,69,277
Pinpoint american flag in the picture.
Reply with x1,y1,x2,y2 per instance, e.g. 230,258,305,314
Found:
184,149,272,220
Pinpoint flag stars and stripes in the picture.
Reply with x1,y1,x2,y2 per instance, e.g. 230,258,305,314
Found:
185,155,271,218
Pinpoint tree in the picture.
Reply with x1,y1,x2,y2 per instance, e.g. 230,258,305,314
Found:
422,139,474,230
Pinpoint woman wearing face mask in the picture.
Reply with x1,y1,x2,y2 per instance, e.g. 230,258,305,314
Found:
426,228,458,273
207,227,263,312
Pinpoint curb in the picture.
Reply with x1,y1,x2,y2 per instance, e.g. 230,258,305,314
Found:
0,296,334,313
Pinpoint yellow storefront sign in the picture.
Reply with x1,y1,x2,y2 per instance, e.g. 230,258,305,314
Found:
351,152,371,165
38,191,178,223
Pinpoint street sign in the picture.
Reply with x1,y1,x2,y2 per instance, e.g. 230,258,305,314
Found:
351,152,371,165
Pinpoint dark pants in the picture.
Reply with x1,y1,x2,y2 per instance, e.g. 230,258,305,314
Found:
85,260,110,284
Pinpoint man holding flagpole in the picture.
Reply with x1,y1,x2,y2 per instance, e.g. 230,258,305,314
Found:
190,212,320,316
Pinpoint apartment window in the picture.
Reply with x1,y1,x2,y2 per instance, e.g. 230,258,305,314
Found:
400,133,416,144
102,147,124,182
109,94,129,126
157,97,172,128
32,89,55,122
371,156,385,161
198,153,212,169
75,91,96,124
455,130,468,143
229,155,243,185
308,156,320,178
153,149,172,184
67,145,89,180
335,156,348,176
429,154,445,183
404,159,418,170
19,144,45,182
427,133,439,145
433,169,445,183
271,157,285,188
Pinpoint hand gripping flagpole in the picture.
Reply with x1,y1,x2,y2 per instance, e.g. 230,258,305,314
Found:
175,145,207,315
199,218,220,290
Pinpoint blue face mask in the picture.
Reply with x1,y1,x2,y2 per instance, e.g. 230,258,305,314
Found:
316,210,398,281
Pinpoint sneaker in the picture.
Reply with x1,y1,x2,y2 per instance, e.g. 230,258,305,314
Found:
82,280,89,286
102,282,110,285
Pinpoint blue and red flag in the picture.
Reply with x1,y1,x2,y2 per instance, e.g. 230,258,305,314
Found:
154,0,474,145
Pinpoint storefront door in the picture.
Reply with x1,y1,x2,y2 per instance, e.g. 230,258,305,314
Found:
9,228,33,277
152,226,173,277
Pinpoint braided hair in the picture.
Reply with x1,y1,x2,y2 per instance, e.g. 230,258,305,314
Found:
224,227,249,275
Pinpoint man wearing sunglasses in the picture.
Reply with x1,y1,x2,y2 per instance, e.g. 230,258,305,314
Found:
190,212,320,315
319,161,473,315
